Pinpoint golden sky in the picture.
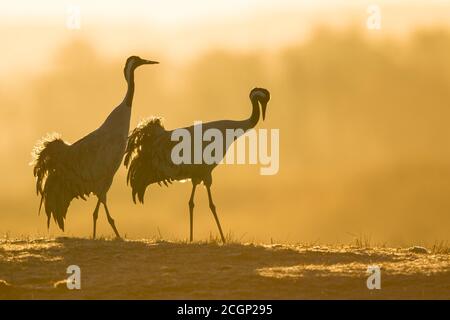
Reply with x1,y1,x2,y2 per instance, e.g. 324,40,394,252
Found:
1,1,450,243
1,0,450,81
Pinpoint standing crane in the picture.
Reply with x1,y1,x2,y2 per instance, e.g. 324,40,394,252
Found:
124,87,271,243
32,56,159,238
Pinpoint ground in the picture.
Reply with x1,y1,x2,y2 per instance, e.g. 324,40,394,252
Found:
0,237,449,299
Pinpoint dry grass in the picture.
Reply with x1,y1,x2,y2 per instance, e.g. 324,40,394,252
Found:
0,236,449,300
431,241,450,255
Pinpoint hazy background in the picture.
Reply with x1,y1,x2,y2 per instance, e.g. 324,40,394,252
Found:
1,0,450,245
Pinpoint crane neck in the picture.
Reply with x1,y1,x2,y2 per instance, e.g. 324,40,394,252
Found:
123,67,135,107
246,97,260,130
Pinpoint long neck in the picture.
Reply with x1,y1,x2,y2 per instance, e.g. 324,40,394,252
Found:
244,97,260,130
123,68,135,107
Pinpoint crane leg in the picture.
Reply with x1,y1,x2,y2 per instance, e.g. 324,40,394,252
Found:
205,184,226,244
92,199,101,239
188,181,198,242
103,201,121,239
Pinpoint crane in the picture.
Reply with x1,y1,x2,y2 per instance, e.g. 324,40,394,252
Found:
31,56,159,238
124,87,270,243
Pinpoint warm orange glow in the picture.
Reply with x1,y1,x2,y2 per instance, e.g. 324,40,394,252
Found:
0,0,449,300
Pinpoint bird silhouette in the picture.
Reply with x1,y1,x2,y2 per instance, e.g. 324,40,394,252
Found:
124,87,270,243
32,56,159,238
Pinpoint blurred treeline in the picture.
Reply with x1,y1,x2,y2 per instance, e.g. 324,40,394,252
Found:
1,28,449,245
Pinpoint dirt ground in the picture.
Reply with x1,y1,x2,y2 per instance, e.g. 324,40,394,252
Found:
0,237,449,299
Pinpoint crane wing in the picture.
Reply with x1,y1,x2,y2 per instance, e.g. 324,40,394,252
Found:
124,117,181,203
32,134,91,230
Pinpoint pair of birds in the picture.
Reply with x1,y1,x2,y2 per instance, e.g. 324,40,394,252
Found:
32,56,271,243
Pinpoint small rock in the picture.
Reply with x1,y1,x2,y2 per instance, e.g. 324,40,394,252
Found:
408,246,428,254
53,279,68,289
0,279,12,289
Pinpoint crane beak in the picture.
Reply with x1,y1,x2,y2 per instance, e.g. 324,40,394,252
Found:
261,101,267,121
142,59,159,65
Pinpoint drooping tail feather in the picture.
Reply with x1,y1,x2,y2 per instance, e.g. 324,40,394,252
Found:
124,117,175,203
31,133,82,230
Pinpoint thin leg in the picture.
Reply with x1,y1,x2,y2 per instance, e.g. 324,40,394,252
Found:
92,199,101,239
206,184,226,244
188,182,198,242
103,201,121,239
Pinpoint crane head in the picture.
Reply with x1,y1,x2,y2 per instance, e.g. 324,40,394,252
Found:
126,56,159,67
250,88,270,121
124,56,159,79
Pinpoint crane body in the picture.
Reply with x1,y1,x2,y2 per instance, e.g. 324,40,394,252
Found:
124,88,271,243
